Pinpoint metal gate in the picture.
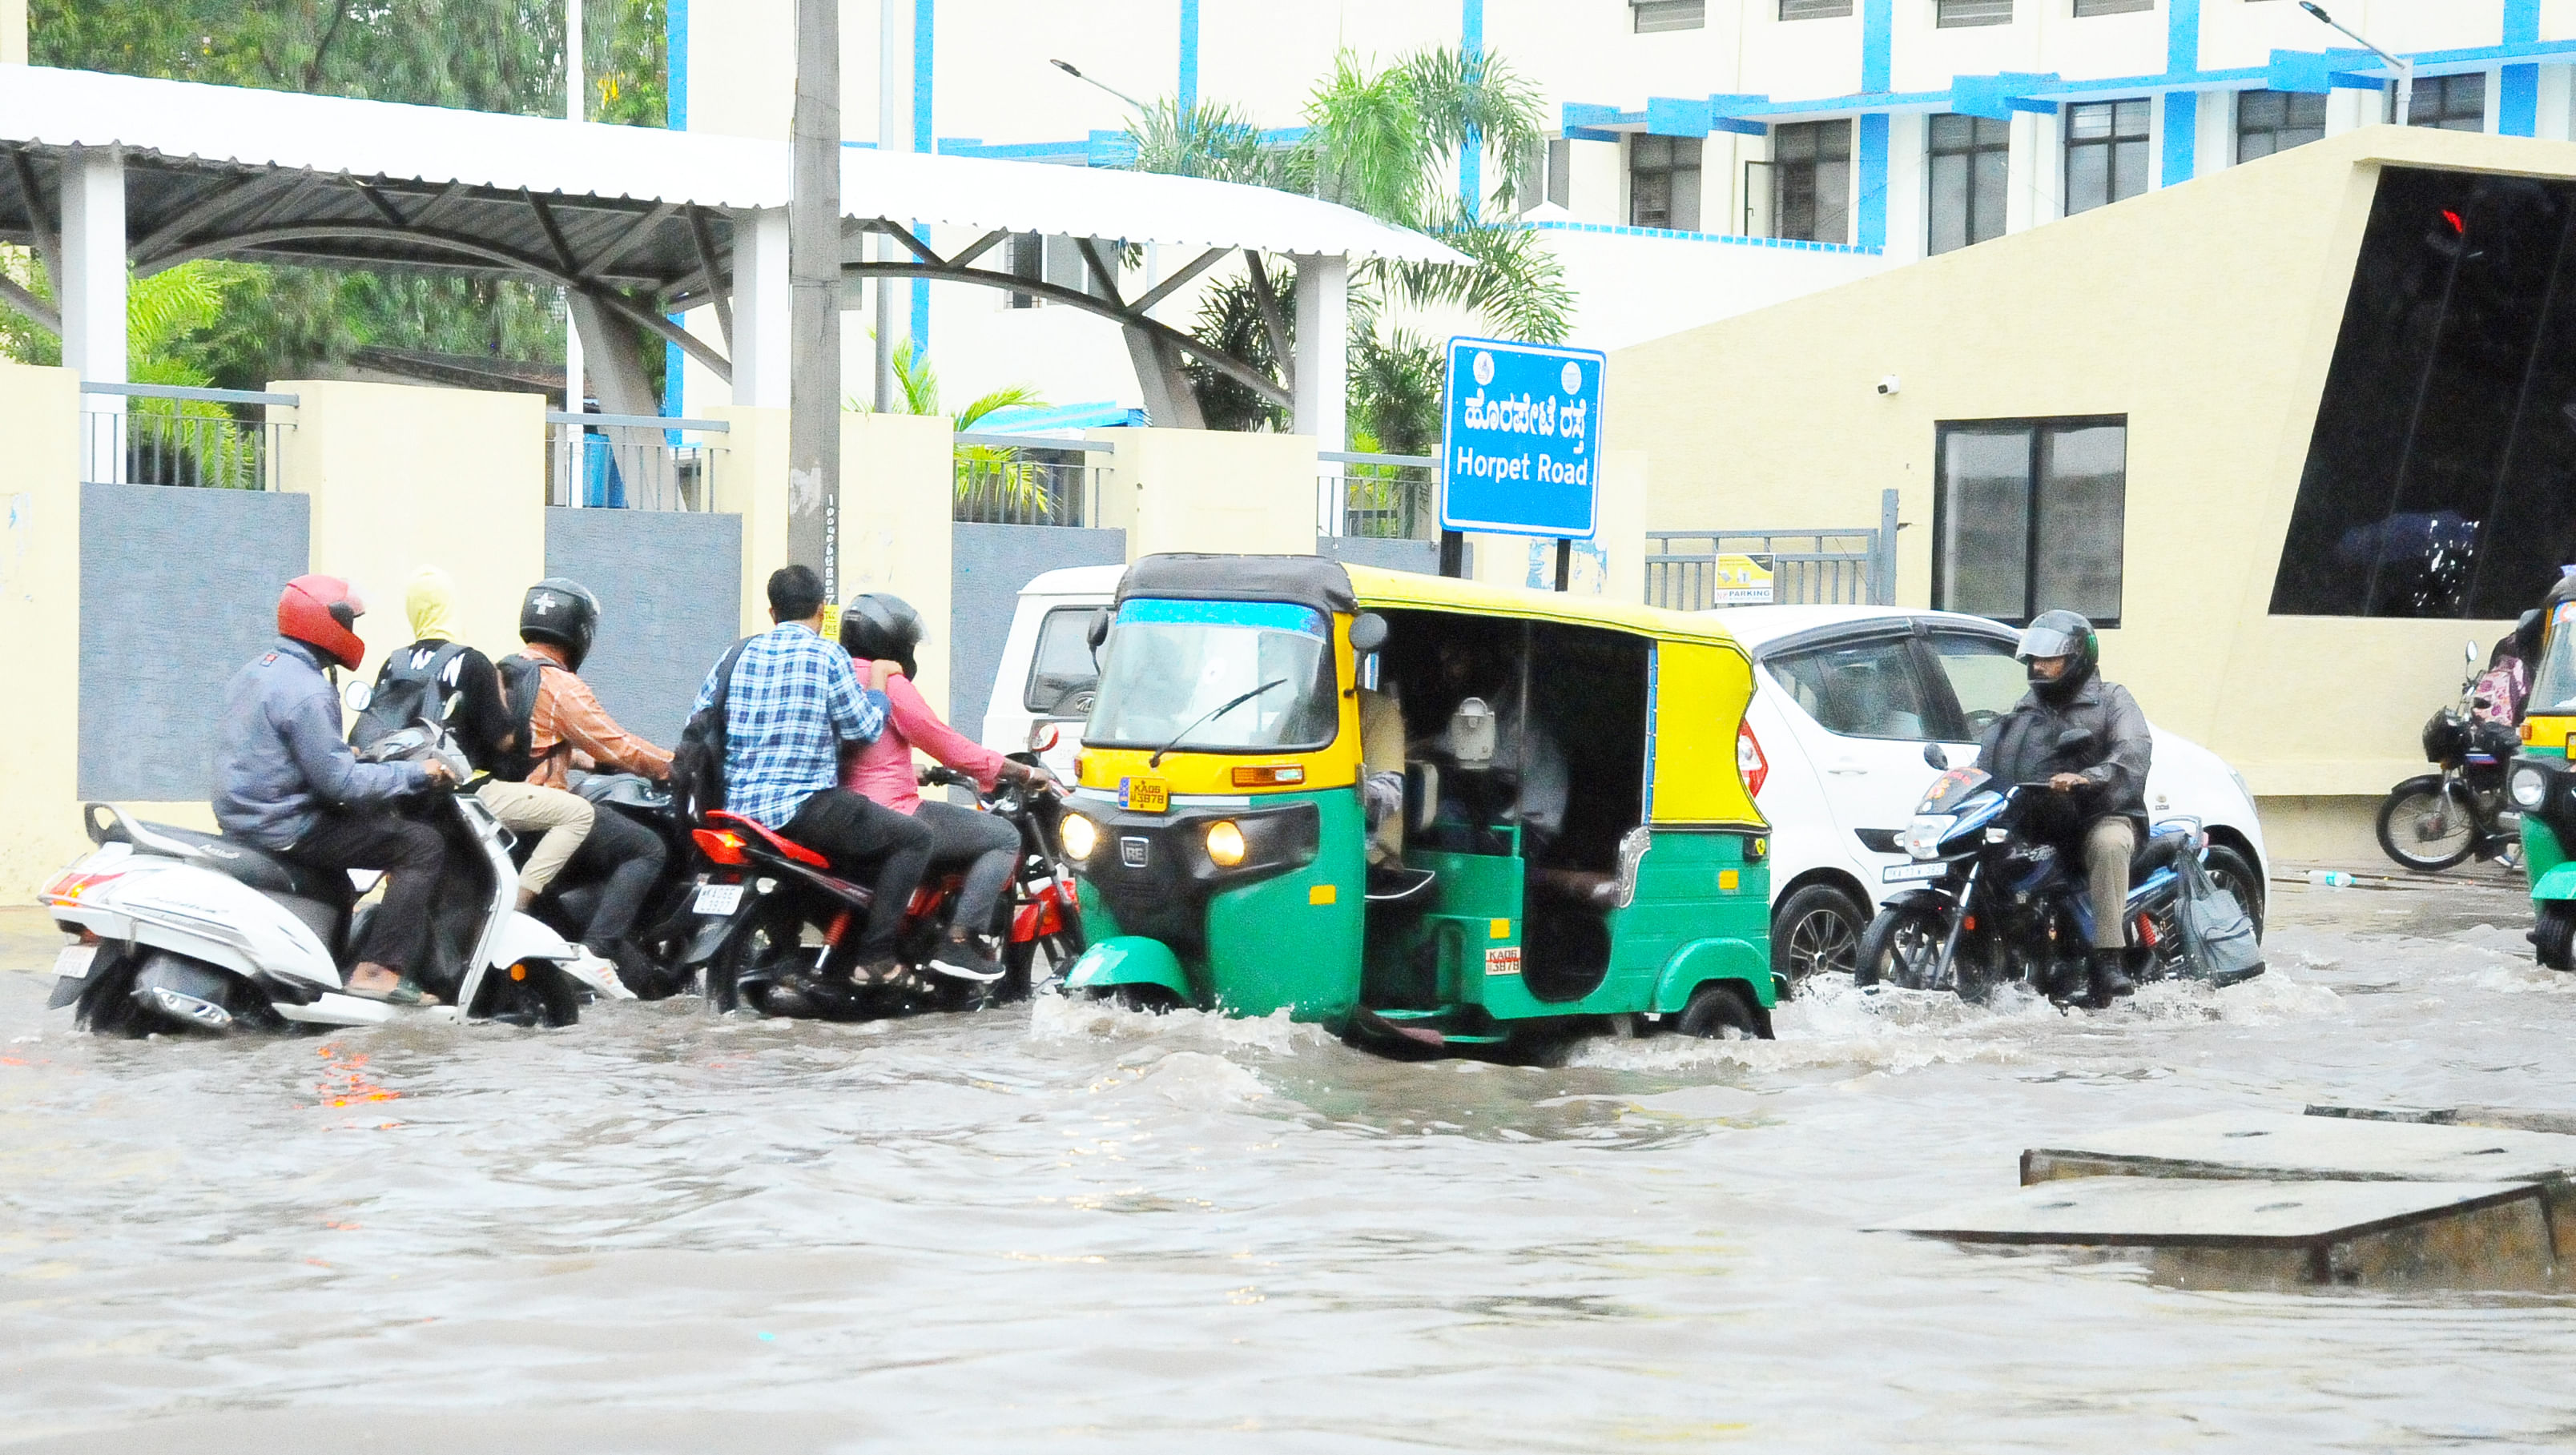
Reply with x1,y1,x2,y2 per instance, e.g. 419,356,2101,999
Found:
1645,488,1898,610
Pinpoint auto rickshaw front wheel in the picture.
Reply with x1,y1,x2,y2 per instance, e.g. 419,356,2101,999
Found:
1677,981,1774,1041
2535,902,2576,971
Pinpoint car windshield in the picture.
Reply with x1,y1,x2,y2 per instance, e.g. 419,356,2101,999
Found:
2533,602,2576,714
1087,598,1338,753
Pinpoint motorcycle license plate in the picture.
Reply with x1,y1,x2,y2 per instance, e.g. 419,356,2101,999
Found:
1883,862,1947,884
1120,777,1169,814
692,882,744,917
52,944,97,980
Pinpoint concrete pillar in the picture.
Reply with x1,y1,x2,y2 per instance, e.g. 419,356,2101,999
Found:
272,380,548,679
2540,67,2574,143
706,404,793,636
1290,254,1348,448
2005,111,2061,235
568,294,660,420
1,0,23,66
0,362,84,892
1091,427,1318,562
729,207,792,408
60,148,126,482
835,411,953,713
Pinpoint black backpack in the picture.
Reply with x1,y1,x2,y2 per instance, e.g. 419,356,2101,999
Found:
486,652,549,783
670,637,755,822
350,641,469,750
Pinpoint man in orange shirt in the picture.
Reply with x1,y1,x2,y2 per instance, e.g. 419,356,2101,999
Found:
513,577,674,990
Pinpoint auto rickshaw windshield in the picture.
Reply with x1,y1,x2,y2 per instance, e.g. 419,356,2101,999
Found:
1087,598,1339,753
2534,602,2576,716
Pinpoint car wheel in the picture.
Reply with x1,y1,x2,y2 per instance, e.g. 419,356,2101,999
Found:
1771,883,1867,990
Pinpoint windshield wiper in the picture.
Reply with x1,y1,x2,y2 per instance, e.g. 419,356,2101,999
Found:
1149,678,1291,766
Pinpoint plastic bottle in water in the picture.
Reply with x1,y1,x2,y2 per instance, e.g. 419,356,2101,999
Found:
2305,870,2355,889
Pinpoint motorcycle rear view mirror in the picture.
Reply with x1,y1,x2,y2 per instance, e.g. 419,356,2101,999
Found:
341,678,372,713
1085,608,1111,654
1923,742,1950,770
2468,638,2481,666
1348,612,1389,653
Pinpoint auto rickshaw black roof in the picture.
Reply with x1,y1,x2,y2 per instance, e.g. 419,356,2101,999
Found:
2550,568,2576,609
1116,553,1359,616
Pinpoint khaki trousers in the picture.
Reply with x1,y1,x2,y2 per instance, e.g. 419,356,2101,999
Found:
2083,818,2137,951
474,779,594,898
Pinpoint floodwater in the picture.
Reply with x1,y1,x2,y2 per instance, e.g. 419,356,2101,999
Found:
6,870,2576,1451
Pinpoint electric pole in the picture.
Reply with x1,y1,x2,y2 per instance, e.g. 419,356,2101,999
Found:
790,0,842,592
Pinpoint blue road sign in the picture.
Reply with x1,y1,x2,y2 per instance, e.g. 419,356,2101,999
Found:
1439,336,1608,541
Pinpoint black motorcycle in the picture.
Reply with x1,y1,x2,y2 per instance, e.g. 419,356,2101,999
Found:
1856,750,2265,1004
2377,642,2521,873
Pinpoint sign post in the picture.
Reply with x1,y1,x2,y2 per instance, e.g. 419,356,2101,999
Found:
1439,337,1608,591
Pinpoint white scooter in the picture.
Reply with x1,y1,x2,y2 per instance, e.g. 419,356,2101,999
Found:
40,695,627,1035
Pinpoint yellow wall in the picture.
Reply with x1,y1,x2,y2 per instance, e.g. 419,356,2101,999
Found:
0,363,80,891
1610,127,2576,854
837,410,955,715
2,0,25,66
272,380,548,681
1091,427,1321,561
706,404,791,637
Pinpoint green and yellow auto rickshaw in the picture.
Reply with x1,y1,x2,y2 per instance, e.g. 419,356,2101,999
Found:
2514,575,2576,966
1055,553,1775,1054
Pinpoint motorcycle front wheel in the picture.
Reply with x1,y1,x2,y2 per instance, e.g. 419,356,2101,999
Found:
2376,775,2480,872
1854,902,1952,992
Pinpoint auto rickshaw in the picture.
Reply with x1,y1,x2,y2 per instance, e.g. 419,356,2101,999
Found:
1055,553,1776,1054
2514,574,2576,966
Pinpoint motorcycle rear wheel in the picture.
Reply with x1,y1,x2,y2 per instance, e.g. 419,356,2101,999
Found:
2376,777,2479,872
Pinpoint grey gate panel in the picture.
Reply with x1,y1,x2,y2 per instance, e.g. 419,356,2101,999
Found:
1316,536,1439,576
950,523,1127,746
545,508,743,746
79,484,312,801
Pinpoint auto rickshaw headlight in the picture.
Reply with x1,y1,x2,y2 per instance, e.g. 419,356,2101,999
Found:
2511,765,2550,811
1205,820,1247,867
1061,812,1100,861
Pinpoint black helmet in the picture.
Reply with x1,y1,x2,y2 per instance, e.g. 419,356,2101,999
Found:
520,577,602,671
839,593,924,679
2015,609,2098,705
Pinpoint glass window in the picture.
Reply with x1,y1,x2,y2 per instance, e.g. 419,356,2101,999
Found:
2531,603,2576,714
1771,120,1851,244
1023,607,1101,714
1087,599,1339,752
1928,113,2010,255
1780,0,1853,17
2271,167,2576,618
1630,134,1703,231
1927,633,2029,737
1632,0,1706,32
1936,0,2014,26
1765,637,1937,741
1936,418,2128,627
2072,0,2150,13
2065,99,2151,215
2237,90,2328,163
2393,73,2487,131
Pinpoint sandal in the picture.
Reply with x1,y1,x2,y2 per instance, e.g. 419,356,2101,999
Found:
344,977,433,1007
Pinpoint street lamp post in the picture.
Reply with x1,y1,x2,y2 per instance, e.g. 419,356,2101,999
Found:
2299,2,2413,127
1049,59,1149,115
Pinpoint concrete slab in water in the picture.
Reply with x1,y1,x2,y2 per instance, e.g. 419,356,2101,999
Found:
2307,1103,2576,1138
2020,1110,2576,1188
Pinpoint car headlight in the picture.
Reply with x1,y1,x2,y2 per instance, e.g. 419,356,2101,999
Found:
1902,814,1958,860
1205,820,1246,867
2510,765,2550,811
1060,812,1099,861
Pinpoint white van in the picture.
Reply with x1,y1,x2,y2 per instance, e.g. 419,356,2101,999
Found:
977,564,1125,781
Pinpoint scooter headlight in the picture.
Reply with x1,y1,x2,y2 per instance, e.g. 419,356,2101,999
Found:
1902,814,1958,860
2511,765,2550,811
1060,812,1099,862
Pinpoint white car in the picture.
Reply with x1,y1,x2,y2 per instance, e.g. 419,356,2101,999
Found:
979,564,1125,782
1710,605,2268,987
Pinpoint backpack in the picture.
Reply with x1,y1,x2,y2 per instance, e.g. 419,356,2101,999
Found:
350,641,469,750
670,637,755,822
2175,854,2265,987
485,652,549,784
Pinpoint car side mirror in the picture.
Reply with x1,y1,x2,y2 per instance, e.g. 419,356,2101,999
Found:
1348,612,1388,653
342,678,372,713
1923,741,1949,770
2055,726,2096,754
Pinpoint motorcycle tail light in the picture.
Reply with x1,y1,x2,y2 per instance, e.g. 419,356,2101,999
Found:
692,828,748,865
1962,915,1977,932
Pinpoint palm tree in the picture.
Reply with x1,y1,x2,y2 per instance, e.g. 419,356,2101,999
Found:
848,340,1061,521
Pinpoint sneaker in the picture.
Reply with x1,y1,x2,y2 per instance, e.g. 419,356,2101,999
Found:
925,936,1007,984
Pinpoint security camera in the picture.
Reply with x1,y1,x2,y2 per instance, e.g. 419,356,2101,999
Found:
1876,375,1901,396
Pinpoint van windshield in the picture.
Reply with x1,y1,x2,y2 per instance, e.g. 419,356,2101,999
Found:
1087,598,1338,754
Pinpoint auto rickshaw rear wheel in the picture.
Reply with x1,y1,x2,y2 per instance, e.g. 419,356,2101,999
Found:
2536,902,2576,971
1677,981,1773,1041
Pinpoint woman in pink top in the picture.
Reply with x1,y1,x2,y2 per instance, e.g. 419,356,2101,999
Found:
839,594,1051,983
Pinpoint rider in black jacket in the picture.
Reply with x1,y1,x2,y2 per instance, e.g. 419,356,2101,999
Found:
1975,610,2152,1007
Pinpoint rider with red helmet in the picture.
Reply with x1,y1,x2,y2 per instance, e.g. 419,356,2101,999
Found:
212,574,457,1004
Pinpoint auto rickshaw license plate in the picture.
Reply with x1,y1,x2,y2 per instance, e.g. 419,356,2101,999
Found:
1120,777,1170,813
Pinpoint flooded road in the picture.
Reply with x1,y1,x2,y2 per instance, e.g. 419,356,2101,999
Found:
6,870,2576,1451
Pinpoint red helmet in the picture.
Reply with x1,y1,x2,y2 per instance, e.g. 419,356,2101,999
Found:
278,574,368,670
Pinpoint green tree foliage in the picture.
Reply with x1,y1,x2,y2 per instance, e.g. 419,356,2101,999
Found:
848,340,1056,517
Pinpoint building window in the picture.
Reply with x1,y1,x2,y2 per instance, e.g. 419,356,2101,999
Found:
1770,120,1850,243
2272,167,2576,619
1935,418,2128,628
1779,0,1853,17
1630,135,1703,231
2071,0,2151,14
1632,0,1706,31
1936,0,2014,26
1928,114,2010,255
2064,98,2151,215
1518,138,1574,213
2393,73,2487,131
2236,90,2327,163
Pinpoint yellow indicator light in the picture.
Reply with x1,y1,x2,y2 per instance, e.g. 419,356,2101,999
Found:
1205,820,1247,866
1719,869,1741,891
1309,883,1336,905
1490,918,1511,939
1060,813,1098,861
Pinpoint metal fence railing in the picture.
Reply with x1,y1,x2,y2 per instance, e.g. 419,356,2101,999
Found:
953,432,1105,526
547,412,728,510
79,382,296,489
1320,450,1439,540
1645,488,1901,610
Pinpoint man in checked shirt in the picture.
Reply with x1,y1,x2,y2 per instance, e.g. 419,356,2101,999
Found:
696,565,934,985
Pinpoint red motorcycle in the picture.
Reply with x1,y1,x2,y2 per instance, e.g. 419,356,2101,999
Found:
686,753,1085,1019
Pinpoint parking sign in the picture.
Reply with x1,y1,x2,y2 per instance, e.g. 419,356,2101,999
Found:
1439,336,1608,541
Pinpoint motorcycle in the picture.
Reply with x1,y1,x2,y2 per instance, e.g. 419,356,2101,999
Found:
690,753,1086,1019
1855,749,2266,1005
514,770,702,999
39,709,620,1035
2377,639,2522,873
